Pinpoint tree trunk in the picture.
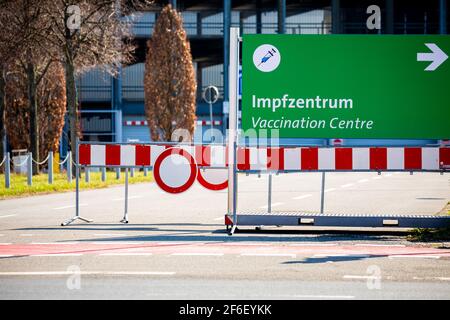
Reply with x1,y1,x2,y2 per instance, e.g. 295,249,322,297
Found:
65,58,78,176
0,68,5,173
27,61,39,175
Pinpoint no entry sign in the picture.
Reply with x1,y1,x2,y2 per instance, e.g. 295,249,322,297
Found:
242,35,450,139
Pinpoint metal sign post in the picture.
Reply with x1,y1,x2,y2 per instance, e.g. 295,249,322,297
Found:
227,27,240,235
202,85,219,141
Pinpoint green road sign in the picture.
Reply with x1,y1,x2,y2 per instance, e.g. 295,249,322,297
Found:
241,35,450,139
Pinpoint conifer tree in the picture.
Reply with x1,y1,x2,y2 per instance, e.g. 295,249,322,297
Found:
144,4,197,141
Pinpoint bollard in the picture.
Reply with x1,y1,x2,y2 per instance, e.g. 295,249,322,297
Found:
130,167,135,178
67,151,72,183
85,167,90,183
27,152,32,186
116,167,121,180
101,167,106,182
144,168,148,177
5,152,10,189
48,152,53,184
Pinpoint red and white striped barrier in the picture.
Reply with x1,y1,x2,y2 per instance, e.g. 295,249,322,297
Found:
79,144,450,171
78,144,449,193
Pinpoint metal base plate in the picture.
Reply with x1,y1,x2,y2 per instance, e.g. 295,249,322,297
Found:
233,212,450,229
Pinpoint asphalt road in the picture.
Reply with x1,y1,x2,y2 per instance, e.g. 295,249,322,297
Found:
0,171,449,299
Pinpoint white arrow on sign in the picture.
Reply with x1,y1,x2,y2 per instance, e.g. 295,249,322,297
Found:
417,43,448,71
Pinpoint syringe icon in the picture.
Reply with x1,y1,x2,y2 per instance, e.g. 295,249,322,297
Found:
257,48,277,66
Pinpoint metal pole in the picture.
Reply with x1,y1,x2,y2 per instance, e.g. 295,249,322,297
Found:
121,167,129,223
440,0,447,34
5,152,10,189
268,173,272,213
27,152,32,186
101,167,106,182
130,167,134,178
75,158,80,218
61,139,93,226
277,0,286,34
144,167,148,176
320,171,326,214
116,167,121,179
227,27,240,235
67,151,72,183
48,151,53,184
85,167,90,183
209,101,213,142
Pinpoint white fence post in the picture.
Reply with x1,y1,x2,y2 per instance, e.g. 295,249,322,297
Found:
101,167,106,182
48,152,53,184
85,167,90,183
5,152,10,189
27,152,32,186
67,151,72,183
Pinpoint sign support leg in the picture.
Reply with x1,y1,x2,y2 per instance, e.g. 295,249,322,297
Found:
227,27,240,235
320,171,326,214
121,168,129,223
61,140,93,226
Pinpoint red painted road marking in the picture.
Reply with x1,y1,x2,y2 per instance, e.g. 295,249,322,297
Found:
0,243,449,258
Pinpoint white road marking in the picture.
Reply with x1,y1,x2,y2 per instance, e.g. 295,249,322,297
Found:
354,244,406,247
89,242,143,245
53,204,87,210
292,194,312,200
93,234,127,237
357,179,369,183
259,202,283,209
413,277,450,281
31,242,79,245
0,271,175,276
288,243,338,247
213,217,224,221
343,275,382,280
340,183,354,188
0,243,12,245
99,253,153,256
33,254,83,257
0,214,17,219
0,255,12,257
240,253,296,258
313,254,348,258
388,255,440,259
112,195,143,201
20,234,33,237
170,253,224,256
372,176,382,180
324,188,336,193
385,174,393,177
293,295,355,299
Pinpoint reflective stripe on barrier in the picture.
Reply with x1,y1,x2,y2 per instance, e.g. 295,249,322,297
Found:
78,144,450,171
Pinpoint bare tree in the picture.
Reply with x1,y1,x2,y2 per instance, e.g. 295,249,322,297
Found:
144,4,197,141
0,0,57,174
5,62,66,162
43,0,142,171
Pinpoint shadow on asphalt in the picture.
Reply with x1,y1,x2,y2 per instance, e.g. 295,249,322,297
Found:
282,255,386,264
14,224,408,243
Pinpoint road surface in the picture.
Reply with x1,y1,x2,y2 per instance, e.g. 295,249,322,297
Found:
0,171,449,299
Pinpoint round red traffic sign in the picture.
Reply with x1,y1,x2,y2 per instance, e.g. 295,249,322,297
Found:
197,168,228,191
153,147,197,194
